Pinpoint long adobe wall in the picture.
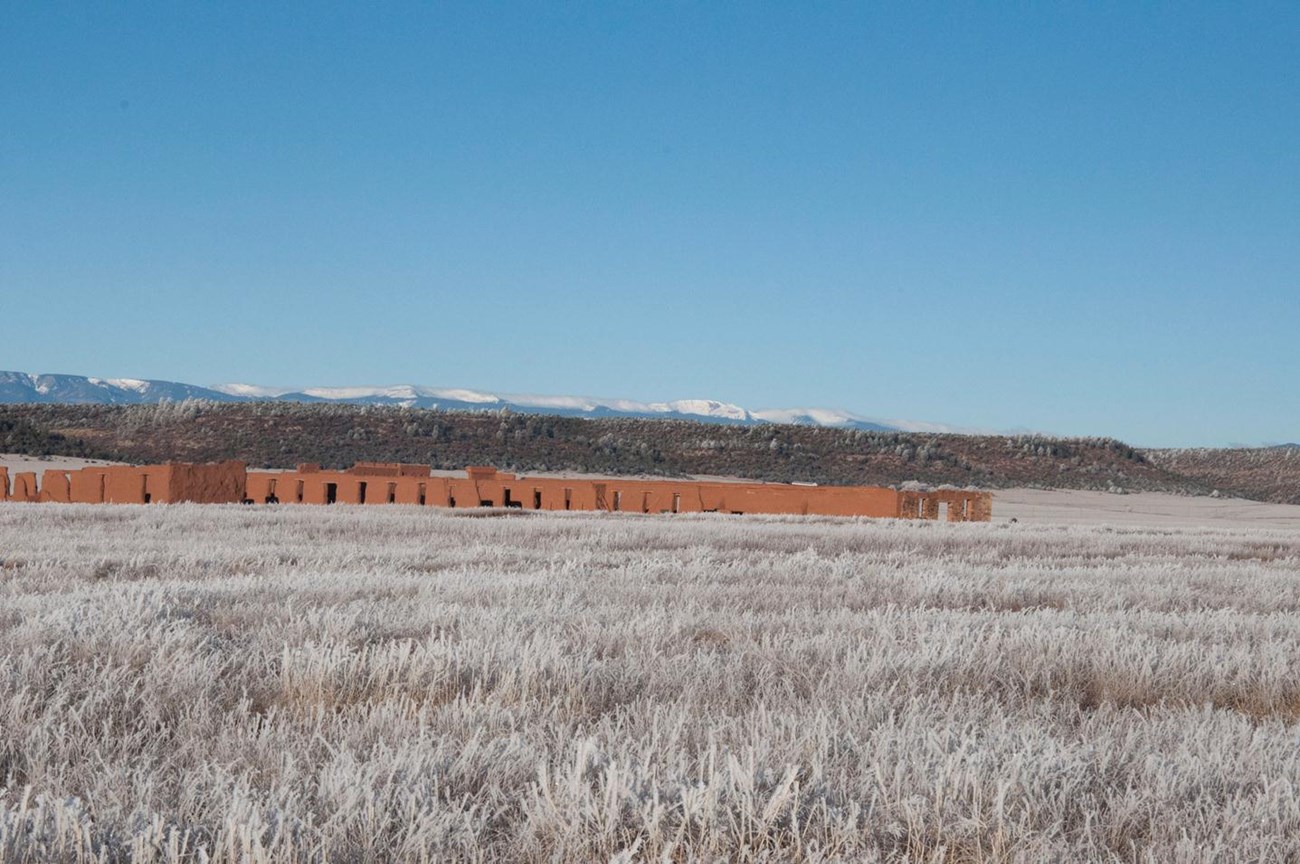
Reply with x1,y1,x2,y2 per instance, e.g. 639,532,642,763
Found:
0,460,991,520
243,464,991,521
0,461,247,504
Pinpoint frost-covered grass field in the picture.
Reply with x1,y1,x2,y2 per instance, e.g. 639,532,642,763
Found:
2,504,1300,862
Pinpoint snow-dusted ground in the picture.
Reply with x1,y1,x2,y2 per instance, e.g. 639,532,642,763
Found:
995,487,1300,530
3,504,1300,861
0,453,125,474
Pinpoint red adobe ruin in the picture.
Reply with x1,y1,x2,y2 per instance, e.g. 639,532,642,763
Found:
1,461,992,521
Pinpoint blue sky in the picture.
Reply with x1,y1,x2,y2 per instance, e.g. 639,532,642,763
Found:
2,3,1296,446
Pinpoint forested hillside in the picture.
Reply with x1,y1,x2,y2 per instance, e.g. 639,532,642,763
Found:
1,402,1261,498
1145,447,1300,504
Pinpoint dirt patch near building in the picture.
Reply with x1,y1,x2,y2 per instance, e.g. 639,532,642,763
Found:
0,453,125,475
995,487,1300,530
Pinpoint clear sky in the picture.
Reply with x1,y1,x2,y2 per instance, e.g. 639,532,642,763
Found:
2,3,1297,447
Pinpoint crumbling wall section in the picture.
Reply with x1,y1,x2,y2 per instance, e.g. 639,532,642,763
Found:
8,460,990,520
239,465,991,520
1,462,247,505
899,489,992,522
168,461,245,504
38,471,71,503
69,471,105,503
964,493,993,522
10,472,38,502
351,462,430,477
103,467,149,503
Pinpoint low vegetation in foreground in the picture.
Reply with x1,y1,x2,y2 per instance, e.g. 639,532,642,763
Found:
2,504,1300,861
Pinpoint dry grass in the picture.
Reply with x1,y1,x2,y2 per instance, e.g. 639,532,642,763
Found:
2,503,1300,862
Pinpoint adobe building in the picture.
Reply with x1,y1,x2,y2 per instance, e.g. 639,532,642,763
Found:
0,461,246,504
1,460,991,521
243,464,991,520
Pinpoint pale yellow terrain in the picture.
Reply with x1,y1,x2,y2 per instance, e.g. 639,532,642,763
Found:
994,487,1300,530
0,453,125,474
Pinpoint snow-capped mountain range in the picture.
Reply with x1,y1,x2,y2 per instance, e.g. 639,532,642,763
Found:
0,371,963,433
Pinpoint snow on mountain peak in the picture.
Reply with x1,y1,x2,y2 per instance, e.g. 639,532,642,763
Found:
421,388,502,405
213,383,295,398
102,378,151,392
1,370,969,434
662,399,751,421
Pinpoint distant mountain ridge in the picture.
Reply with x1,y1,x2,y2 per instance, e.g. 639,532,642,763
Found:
0,372,241,405
0,371,960,433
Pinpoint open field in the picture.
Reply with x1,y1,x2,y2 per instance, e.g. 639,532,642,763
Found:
996,487,1300,530
0,454,124,475
3,504,1300,861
